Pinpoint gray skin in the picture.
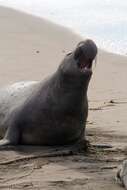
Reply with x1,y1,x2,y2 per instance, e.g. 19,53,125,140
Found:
0,39,97,147
117,160,127,189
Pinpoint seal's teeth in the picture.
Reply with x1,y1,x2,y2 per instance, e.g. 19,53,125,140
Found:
81,67,92,73
79,61,93,70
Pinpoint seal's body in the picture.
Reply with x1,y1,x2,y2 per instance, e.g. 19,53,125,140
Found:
0,81,38,137
0,39,97,147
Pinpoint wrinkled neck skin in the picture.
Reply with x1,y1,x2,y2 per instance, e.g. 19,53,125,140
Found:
49,53,92,108
58,53,92,94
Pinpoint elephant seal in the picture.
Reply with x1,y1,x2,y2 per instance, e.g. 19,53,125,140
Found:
117,160,127,189
0,39,97,147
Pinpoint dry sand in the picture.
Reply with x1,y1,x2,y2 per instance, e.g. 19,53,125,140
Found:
0,6,127,190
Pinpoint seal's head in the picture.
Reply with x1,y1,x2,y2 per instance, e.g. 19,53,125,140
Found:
74,39,97,73
60,39,97,87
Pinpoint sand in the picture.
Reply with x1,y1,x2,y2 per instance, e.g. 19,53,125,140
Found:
0,6,127,190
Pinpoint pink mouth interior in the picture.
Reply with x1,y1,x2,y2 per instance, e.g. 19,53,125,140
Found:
80,60,92,70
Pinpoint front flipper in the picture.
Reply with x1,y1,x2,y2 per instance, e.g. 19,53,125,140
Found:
0,139,11,146
0,139,16,150
0,124,19,150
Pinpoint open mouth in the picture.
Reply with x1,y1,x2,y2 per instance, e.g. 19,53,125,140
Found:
78,59,93,72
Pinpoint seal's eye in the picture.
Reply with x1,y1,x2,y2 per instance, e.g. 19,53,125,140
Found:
66,52,72,56
74,46,83,60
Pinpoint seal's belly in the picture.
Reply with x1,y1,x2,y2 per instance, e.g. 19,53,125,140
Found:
0,81,38,137
21,118,84,145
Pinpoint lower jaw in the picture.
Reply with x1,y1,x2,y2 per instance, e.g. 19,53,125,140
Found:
80,67,92,75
